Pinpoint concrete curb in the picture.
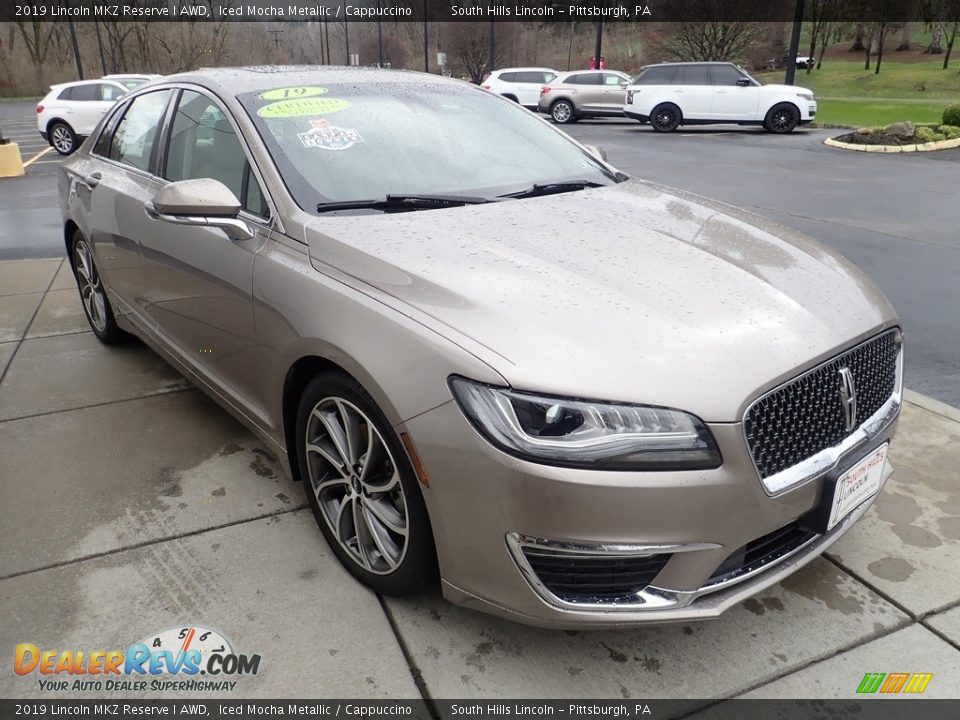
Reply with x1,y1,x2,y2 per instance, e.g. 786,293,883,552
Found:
904,389,960,424
825,136,960,153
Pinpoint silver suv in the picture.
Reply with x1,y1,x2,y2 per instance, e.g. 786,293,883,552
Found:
538,69,632,124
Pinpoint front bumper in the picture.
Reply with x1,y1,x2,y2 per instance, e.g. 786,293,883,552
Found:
623,108,649,123
403,398,898,628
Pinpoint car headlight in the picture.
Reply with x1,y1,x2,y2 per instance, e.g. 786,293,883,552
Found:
449,376,721,471
797,92,815,101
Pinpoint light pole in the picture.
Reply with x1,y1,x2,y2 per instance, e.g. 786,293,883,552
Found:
422,0,429,72
488,21,495,75
785,0,806,85
94,21,108,75
594,20,603,69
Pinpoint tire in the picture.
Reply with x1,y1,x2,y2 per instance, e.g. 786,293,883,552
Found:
650,103,682,133
550,100,576,124
49,121,77,155
296,372,437,596
764,103,800,133
71,230,128,345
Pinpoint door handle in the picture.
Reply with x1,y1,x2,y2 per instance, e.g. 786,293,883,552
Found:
77,172,101,190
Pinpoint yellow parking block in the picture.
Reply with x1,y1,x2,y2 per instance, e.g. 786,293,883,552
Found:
0,142,26,177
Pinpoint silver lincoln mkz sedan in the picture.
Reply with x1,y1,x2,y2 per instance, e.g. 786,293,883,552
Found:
60,67,903,628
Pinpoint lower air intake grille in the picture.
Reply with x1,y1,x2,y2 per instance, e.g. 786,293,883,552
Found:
521,548,671,604
706,521,817,587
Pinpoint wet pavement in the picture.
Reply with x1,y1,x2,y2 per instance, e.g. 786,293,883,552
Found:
0,257,958,700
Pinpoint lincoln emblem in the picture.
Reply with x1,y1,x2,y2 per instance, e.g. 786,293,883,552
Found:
838,367,858,432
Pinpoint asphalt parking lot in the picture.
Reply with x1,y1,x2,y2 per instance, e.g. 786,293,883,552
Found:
1,99,959,702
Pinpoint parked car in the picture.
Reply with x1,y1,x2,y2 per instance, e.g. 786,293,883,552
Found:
537,69,633,123
482,68,559,109
37,79,128,155
60,67,901,628
623,61,817,133
795,56,815,69
104,73,164,90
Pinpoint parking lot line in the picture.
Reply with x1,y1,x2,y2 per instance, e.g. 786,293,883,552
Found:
23,147,53,167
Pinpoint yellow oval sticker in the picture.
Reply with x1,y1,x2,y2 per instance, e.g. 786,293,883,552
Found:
257,98,351,118
258,86,327,101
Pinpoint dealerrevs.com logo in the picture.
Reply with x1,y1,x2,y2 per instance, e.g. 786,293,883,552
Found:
856,672,934,694
14,626,261,693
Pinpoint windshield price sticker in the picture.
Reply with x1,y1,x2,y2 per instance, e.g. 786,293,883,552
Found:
258,98,350,118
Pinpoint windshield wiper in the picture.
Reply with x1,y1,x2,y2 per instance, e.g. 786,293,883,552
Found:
499,181,608,200
316,193,494,213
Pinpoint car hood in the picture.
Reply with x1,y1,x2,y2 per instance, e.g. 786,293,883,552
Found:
762,83,814,95
304,179,895,421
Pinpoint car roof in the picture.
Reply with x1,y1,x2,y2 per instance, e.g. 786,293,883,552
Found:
104,73,161,79
493,67,558,73
640,61,736,68
159,65,467,97
49,78,127,90
556,69,625,77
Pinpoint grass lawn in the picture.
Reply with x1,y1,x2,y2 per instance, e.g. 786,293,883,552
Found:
755,60,959,127
814,98,952,127
756,59,960,100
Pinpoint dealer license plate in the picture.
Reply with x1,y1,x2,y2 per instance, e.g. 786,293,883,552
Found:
827,443,888,532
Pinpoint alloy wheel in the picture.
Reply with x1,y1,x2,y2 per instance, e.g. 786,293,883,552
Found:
552,102,572,123
771,109,795,132
52,125,74,154
654,108,677,131
304,397,409,575
74,240,107,333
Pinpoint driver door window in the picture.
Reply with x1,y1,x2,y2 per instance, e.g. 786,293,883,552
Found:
164,90,267,218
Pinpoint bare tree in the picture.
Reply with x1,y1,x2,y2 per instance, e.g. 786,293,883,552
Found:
446,22,510,83
805,0,839,72
14,20,64,87
660,21,764,62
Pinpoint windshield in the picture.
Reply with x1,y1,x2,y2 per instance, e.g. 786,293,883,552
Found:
237,81,620,213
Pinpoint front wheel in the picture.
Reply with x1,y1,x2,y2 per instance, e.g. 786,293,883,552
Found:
650,103,682,133
296,372,437,596
764,103,800,133
71,231,128,345
50,122,77,155
551,100,576,124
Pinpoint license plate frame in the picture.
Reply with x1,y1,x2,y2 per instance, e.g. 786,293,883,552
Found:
825,443,889,532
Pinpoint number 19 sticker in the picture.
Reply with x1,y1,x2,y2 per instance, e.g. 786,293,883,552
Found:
259,86,327,101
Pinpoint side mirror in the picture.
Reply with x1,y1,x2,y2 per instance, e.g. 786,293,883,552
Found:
619,81,629,89
736,78,751,87
584,144,608,162
146,179,253,241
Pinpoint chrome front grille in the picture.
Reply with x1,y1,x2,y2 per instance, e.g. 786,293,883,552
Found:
744,330,901,483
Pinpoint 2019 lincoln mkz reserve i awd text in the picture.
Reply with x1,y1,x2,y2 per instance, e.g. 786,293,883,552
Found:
59,66,903,628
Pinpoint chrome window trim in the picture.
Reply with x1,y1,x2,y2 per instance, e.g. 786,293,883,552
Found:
742,328,904,496
91,80,285,235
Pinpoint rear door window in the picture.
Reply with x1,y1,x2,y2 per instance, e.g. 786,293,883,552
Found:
679,65,711,86
69,85,99,101
635,66,678,85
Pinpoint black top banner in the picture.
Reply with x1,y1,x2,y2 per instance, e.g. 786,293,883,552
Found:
3,700,960,720
0,0,937,23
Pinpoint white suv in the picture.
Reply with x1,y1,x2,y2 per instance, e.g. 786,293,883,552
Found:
37,79,128,155
483,68,559,109
623,62,817,133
